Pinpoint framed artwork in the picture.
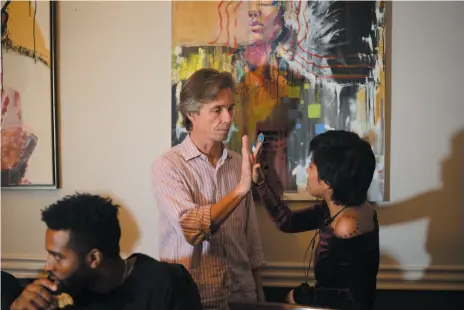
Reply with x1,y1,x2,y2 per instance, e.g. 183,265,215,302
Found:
171,1,390,201
1,0,59,189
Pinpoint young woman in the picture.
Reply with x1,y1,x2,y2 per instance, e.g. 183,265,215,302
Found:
252,130,380,310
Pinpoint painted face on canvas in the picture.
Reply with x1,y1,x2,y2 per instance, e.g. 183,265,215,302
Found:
188,88,235,143
248,0,283,44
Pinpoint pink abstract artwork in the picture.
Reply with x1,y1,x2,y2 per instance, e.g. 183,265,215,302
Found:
1,87,37,185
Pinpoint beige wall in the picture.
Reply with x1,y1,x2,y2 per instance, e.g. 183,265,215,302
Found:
2,1,464,290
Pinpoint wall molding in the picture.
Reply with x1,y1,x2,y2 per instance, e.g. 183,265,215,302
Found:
2,255,464,291
262,262,464,291
1,254,47,279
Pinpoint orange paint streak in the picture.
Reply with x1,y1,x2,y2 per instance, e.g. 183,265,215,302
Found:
375,27,386,125
224,1,231,46
228,0,242,55
208,1,225,45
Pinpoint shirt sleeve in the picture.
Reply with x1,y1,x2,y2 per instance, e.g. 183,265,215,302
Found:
245,193,266,270
152,157,212,246
255,180,327,233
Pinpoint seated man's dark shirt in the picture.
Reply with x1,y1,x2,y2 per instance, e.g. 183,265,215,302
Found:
1,271,23,310
67,253,202,310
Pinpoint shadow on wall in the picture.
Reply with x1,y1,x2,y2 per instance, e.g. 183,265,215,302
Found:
100,192,141,256
376,129,464,277
119,206,140,255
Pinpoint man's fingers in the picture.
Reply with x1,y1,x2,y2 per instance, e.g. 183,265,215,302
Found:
241,135,248,157
37,278,57,292
26,280,54,307
242,135,249,152
35,287,53,304
21,289,50,309
249,153,254,165
11,279,55,310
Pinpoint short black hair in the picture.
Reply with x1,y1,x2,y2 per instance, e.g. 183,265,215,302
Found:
41,193,121,259
309,130,376,206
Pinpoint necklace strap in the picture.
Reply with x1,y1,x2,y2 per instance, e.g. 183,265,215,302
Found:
120,259,128,286
325,206,347,226
333,206,347,219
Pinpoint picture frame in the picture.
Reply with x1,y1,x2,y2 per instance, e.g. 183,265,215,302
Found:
1,0,60,189
170,1,391,202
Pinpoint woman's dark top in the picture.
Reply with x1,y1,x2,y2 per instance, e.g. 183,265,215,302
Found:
256,181,379,310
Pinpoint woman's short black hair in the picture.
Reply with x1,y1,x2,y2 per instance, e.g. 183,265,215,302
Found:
309,130,376,206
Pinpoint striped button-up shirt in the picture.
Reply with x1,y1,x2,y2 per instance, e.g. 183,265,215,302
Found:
151,135,266,310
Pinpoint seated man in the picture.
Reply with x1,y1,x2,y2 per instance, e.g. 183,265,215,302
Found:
252,130,380,310
10,193,203,310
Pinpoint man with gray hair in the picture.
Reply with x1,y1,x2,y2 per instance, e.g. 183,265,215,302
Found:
152,68,266,310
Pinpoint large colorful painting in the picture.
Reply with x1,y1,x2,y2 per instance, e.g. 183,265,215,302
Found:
1,0,59,188
171,0,389,201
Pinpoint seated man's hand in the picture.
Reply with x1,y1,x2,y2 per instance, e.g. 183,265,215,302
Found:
10,278,57,310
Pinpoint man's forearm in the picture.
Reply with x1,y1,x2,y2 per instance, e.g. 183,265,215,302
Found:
178,185,248,245
252,268,265,302
210,185,248,228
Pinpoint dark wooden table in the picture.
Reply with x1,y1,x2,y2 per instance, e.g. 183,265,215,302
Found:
229,301,336,310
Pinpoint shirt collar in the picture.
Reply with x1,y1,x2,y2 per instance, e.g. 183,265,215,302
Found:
180,134,231,162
